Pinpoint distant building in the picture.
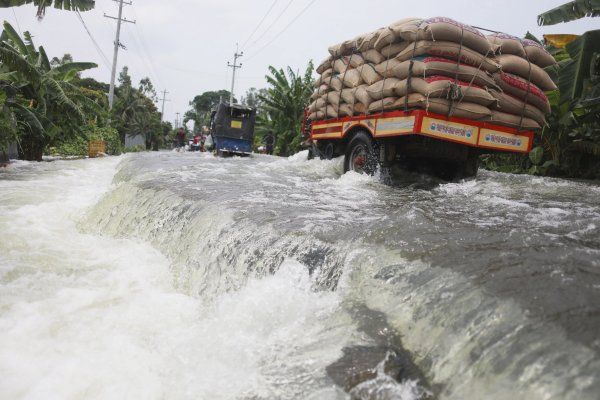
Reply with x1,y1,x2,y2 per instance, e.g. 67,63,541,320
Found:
1,142,18,163
124,134,145,149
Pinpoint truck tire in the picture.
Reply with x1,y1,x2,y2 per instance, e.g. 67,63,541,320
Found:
459,151,480,179
344,131,379,175
323,142,335,160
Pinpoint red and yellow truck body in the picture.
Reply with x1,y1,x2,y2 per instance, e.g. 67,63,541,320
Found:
310,110,533,154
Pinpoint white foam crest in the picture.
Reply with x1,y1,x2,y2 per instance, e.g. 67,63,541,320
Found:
0,160,356,399
256,151,345,177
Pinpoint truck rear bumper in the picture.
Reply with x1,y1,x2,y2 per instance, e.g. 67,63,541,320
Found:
214,137,253,155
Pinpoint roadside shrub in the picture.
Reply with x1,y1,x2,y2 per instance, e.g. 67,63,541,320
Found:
48,124,122,157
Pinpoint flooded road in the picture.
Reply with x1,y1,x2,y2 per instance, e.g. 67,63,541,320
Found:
1,152,599,399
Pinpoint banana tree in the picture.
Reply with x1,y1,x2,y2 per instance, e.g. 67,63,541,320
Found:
0,21,98,160
536,27,600,177
0,0,95,19
258,62,314,156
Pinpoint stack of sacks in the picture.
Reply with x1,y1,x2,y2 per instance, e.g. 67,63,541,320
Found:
487,34,557,128
307,17,557,131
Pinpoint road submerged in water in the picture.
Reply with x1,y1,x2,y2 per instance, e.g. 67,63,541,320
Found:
0,151,599,400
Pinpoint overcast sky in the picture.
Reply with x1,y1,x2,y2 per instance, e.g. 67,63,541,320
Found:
1,0,597,126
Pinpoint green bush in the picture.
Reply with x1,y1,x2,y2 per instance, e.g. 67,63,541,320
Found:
86,125,122,156
48,124,122,157
49,135,88,157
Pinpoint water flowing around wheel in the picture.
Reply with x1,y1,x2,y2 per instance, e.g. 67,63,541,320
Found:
1,152,598,399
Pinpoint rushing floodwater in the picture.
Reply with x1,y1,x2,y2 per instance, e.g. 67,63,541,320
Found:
0,152,599,400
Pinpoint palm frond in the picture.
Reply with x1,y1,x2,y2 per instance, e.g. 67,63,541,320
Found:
44,77,84,121
538,0,600,26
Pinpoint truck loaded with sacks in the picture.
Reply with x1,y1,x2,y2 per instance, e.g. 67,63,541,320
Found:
305,17,557,180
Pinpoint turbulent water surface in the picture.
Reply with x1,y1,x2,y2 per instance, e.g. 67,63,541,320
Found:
0,152,599,400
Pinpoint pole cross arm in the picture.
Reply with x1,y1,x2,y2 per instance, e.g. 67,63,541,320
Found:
103,13,136,24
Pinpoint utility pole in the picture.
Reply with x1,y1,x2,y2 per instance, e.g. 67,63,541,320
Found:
176,112,180,129
158,89,170,121
227,44,243,105
105,0,135,110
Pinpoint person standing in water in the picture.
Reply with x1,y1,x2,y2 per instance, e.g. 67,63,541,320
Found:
177,128,186,149
264,131,275,155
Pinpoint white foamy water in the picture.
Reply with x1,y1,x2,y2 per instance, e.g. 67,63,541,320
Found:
2,152,598,400
0,157,387,400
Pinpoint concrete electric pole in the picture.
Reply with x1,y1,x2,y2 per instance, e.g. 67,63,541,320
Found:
175,112,180,129
105,0,135,110
158,89,170,122
227,44,243,105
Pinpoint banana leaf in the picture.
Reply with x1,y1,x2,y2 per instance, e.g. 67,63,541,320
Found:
0,0,95,18
559,30,600,106
2,22,28,57
538,0,600,26
8,101,46,135
50,61,97,76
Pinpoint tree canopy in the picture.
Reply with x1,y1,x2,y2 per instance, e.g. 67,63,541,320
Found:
184,90,233,131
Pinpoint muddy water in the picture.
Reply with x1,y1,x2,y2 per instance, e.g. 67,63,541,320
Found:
1,152,598,399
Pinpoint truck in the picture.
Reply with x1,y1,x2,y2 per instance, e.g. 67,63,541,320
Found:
208,102,256,156
305,109,534,180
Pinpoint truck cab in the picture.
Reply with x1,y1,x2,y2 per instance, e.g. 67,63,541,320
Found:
209,102,256,156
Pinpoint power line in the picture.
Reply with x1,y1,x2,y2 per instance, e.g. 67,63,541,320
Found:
246,0,318,62
12,8,22,35
129,5,164,89
245,0,295,51
240,0,279,51
75,11,111,69
124,23,162,88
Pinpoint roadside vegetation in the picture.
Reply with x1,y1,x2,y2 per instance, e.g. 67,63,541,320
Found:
481,1,600,179
0,20,170,161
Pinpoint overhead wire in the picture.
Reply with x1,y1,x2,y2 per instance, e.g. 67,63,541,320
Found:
246,0,318,62
128,5,164,89
124,23,160,85
240,0,279,51
75,10,111,69
244,0,296,52
12,8,22,35
121,24,155,85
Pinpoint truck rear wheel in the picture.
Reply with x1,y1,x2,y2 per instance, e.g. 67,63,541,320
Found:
344,131,378,175
457,151,480,179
